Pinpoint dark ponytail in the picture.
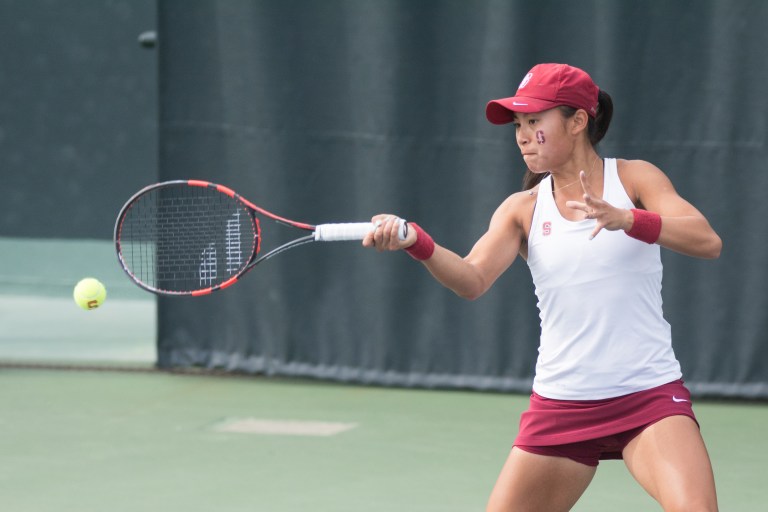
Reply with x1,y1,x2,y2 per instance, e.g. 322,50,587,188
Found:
591,89,613,146
521,90,614,191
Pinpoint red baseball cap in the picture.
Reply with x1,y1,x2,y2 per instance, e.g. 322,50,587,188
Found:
486,63,599,125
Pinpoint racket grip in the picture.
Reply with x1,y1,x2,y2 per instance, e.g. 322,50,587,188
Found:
314,219,407,241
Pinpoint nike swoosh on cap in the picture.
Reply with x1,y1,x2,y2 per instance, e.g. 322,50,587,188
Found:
672,396,690,403
512,101,528,106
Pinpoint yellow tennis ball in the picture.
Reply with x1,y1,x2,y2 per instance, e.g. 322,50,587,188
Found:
73,278,107,310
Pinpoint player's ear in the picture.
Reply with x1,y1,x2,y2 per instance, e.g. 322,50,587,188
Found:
570,109,590,135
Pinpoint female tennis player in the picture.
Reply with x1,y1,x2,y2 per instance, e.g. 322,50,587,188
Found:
364,63,722,511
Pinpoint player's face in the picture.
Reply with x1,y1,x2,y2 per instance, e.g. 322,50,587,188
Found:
512,109,572,173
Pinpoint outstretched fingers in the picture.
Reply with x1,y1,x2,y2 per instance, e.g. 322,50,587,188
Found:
565,172,605,239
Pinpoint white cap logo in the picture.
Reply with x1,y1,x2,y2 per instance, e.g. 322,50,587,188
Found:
518,72,533,90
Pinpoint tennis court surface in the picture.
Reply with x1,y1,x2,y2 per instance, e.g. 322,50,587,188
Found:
1,237,766,511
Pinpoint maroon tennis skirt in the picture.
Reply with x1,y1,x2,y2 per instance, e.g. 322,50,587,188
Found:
514,380,698,466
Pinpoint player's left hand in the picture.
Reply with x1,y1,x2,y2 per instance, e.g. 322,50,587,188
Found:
565,171,634,239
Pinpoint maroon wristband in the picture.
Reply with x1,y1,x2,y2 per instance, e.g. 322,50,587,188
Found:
626,208,662,244
405,223,435,261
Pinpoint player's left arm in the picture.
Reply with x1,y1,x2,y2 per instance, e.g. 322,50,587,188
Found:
623,160,722,259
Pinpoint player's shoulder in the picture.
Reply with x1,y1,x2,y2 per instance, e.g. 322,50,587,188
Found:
491,188,537,228
616,158,672,186
499,188,537,212
616,158,667,178
616,159,675,203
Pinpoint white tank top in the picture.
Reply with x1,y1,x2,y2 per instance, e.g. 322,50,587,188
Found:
527,158,681,399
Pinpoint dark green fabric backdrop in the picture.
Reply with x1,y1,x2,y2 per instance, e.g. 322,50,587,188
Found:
0,0,157,239
157,0,768,398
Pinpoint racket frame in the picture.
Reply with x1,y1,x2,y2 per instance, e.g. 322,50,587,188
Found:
114,180,402,297
115,180,264,296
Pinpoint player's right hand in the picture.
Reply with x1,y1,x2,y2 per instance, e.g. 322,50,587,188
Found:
363,215,416,252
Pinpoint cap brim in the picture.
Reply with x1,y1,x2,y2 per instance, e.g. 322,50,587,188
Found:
485,97,560,125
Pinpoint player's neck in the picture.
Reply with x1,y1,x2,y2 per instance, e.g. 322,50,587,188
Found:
549,152,602,199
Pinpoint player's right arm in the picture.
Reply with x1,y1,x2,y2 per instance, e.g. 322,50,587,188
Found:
366,192,529,300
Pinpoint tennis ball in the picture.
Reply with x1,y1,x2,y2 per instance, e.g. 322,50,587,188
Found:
73,278,107,310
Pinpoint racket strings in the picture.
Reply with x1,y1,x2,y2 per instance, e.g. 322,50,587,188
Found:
118,186,258,293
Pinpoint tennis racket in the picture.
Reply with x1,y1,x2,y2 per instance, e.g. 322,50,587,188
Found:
114,180,406,296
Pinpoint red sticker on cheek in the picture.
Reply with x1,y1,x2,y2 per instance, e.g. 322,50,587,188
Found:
536,130,546,144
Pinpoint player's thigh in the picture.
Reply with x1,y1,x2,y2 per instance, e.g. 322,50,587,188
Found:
486,446,596,512
623,415,718,511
